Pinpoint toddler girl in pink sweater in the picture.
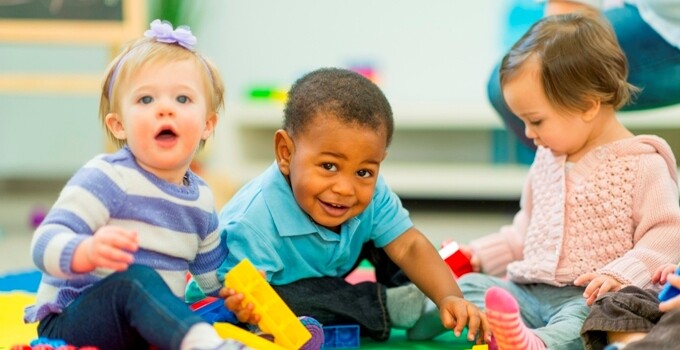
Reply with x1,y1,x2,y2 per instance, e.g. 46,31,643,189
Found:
452,13,680,350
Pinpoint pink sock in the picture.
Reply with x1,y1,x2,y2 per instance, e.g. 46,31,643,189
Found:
484,287,546,350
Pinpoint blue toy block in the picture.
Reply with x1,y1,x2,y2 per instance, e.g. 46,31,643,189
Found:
658,267,680,302
191,297,239,324
322,324,360,349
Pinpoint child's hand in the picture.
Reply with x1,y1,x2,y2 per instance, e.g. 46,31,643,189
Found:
439,296,491,344
574,273,623,306
652,264,678,285
458,245,481,273
219,287,261,324
659,273,680,312
72,226,138,273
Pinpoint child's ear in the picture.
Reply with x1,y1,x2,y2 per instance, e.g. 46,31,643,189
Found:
105,113,127,140
581,98,601,122
274,129,294,176
202,112,218,140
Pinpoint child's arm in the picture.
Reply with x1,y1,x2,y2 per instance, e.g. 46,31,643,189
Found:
30,159,130,278
385,227,491,343
595,154,680,289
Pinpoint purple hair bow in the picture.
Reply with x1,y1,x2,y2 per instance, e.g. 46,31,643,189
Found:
144,19,197,51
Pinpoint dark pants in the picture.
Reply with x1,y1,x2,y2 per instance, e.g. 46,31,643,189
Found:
272,242,410,341
581,285,680,350
488,4,680,149
38,265,205,350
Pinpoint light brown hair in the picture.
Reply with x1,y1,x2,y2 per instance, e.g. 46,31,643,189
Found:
500,13,638,113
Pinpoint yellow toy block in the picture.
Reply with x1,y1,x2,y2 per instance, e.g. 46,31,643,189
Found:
225,259,311,349
471,345,489,350
214,322,287,350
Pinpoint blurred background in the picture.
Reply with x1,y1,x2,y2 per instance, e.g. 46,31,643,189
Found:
1,0,677,276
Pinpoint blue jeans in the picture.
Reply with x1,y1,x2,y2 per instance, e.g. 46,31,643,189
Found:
38,265,206,350
488,4,680,149
458,273,588,350
272,242,410,342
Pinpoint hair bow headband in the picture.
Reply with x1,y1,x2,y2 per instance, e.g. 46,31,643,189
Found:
107,19,206,100
144,19,197,51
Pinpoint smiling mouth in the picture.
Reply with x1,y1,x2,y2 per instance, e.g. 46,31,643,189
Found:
320,200,350,216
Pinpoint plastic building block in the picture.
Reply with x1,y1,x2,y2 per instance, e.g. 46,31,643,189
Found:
190,296,238,324
225,259,311,349
12,337,95,350
470,345,489,350
214,322,287,350
322,324,360,349
439,241,473,277
658,266,680,302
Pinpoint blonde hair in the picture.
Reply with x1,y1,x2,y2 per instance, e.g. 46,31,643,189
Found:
99,37,225,149
500,13,638,114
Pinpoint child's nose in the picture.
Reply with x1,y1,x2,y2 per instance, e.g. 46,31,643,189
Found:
332,175,355,196
157,99,175,117
524,125,536,139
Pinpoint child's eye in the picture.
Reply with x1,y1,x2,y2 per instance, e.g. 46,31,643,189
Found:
529,119,542,126
322,163,337,172
177,95,189,103
357,169,373,178
139,96,153,104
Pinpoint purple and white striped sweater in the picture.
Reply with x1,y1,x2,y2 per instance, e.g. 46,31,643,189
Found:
24,146,225,323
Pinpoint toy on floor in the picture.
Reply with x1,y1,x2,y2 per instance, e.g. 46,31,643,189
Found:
11,336,99,350
658,266,680,302
190,296,238,324
439,241,473,277
322,324,360,349
224,259,312,349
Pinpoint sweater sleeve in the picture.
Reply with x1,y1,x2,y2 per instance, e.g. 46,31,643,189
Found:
470,175,532,277
30,159,121,278
598,154,680,288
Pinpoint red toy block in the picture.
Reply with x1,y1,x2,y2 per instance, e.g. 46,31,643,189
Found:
439,241,473,277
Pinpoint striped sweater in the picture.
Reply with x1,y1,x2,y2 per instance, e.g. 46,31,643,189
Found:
24,146,225,323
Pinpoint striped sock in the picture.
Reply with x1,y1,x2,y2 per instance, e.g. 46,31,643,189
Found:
484,286,545,350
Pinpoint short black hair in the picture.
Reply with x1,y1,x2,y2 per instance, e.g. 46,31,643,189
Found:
283,67,394,146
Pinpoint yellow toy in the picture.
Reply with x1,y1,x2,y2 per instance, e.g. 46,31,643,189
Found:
214,322,287,350
225,259,311,349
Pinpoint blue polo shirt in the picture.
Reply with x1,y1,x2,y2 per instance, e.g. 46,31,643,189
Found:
217,162,413,286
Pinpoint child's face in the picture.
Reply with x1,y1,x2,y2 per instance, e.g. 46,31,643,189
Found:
503,58,594,159
106,59,216,184
277,115,387,232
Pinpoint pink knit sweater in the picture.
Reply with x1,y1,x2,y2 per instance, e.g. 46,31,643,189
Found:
471,135,680,288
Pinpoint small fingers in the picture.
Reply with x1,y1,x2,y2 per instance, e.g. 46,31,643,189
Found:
464,305,481,342
451,304,469,338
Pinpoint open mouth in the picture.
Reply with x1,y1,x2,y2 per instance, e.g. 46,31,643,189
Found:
155,128,177,141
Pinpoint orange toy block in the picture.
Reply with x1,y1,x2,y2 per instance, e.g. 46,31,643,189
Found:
225,259,311,349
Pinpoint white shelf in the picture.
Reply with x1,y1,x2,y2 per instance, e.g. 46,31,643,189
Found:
229,102,503,130
380,162,528,199
619,105,680,128
219,103,680,200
